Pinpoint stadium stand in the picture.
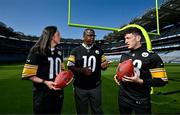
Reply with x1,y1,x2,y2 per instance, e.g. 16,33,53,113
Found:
0,0,179,63
102,0,180,63
0,35,35,62
159,50,180,63
0,21,82,62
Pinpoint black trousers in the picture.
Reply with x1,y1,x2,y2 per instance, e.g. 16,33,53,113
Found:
118,91,151,114
118,98,151,115
74,85,103,114
33,89,64,115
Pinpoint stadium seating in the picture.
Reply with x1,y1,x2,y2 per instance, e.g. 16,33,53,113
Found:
0,0,179,63
159,50,180,63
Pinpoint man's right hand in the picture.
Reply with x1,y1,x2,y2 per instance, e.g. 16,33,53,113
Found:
68,66,92,76
82,67,92,76
114,74,120,85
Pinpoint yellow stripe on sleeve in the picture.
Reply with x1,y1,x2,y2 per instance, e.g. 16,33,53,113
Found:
101,55,107,62
150,68,168,79
22,64,38,78
68,55,75,63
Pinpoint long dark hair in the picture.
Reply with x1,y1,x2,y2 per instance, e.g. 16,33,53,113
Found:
31,26,57,56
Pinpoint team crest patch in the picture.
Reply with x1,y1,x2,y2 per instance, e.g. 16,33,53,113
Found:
142,52,149,57
95,50,99,54
58,51,62,56
27,59,30,63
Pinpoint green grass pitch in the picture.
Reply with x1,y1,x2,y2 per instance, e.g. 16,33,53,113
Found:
0,62,179,114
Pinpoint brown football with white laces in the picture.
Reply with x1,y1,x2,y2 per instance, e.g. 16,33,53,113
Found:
116,59,134,81
54,70,73,88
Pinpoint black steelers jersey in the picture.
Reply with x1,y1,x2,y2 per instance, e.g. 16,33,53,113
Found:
119,46,168,100
67,44,107,89
22,46,64,90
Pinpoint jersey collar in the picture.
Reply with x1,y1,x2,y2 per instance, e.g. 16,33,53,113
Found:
82,43,94,50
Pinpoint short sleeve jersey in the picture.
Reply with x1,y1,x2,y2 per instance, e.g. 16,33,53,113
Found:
70,45,104,89
24,47,63,90
119,46,164,99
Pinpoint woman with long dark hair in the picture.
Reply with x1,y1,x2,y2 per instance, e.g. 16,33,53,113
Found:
22,26,65,114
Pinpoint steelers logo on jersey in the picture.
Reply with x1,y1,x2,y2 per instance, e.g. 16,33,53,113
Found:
141,52,149,57
58,51,62,56
132,53,135,57
95,50,100,54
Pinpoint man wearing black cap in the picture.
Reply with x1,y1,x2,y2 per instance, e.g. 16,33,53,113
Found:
67,28,110,114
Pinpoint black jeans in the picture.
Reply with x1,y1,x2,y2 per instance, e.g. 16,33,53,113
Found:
33,89,64,114
119,97,151,115
118,88,151,115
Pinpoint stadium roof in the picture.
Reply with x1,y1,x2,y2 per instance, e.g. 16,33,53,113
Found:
130,0,180,32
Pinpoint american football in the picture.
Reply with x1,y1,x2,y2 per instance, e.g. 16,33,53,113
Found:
116,59,134,81
54,70,73,88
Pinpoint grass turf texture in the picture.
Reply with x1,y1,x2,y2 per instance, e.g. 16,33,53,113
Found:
0,62,179,114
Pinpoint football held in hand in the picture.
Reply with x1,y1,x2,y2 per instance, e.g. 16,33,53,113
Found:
116,59,134,81
54,70,73,88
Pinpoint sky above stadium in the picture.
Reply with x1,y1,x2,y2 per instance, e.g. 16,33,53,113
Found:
0,0,164,40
